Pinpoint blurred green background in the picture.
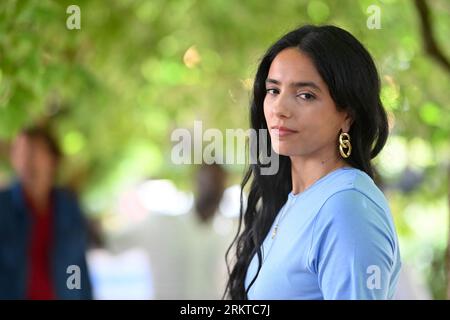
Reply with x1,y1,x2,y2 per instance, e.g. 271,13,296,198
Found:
0,0,449,298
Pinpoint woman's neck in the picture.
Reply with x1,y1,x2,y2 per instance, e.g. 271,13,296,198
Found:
290,153,349,195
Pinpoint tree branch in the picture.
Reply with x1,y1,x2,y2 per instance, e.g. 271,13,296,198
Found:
414,0,450,72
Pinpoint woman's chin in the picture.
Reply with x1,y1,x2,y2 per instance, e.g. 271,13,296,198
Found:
272,145,299,157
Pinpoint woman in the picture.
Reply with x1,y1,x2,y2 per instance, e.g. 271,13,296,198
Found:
225,25,401,300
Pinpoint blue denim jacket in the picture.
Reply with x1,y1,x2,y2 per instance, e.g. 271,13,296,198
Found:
0,182,92,299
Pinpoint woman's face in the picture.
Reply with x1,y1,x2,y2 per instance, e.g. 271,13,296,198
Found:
263,47,351,159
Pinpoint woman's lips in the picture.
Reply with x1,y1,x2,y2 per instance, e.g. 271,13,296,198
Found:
270,126,298,137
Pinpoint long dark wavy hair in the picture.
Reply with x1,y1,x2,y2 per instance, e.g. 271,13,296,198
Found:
223,25,389,300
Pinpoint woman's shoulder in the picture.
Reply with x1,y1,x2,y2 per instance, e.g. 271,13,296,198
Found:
310,169,400,274
314,168,395,234
322,167,389,212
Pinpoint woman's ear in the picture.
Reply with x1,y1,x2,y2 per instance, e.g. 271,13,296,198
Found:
341,112,353,133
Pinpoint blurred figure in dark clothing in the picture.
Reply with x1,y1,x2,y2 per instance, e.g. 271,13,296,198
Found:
0,127,92,299
194,163,227,224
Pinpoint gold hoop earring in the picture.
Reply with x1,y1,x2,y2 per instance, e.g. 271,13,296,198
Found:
339,132,352,158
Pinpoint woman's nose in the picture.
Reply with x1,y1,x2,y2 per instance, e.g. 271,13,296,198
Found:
272,93,291,118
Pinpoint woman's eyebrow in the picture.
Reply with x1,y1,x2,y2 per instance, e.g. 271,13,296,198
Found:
265,78,322,92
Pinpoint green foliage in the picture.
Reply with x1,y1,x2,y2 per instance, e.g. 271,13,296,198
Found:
1,0,449,297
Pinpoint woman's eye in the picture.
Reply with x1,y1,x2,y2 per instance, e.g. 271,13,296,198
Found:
266,88,279,95
297,92,315,100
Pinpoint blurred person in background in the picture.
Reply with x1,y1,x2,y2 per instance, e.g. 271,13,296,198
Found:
183,163,231,299
108,163,234,299
0,127,92,299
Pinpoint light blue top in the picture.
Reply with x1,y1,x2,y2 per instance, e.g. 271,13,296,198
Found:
245,167,401,300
